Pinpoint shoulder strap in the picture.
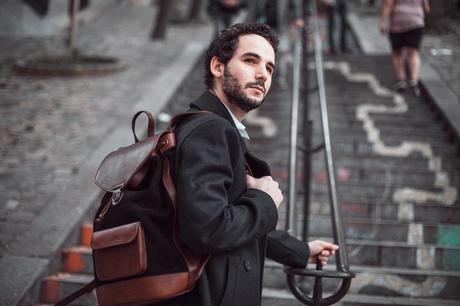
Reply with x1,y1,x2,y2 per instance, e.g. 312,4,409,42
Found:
160,111,211,288
54,279,97,306
132,111,155,143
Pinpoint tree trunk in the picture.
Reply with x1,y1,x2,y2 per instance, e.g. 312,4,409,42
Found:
151,0,174,39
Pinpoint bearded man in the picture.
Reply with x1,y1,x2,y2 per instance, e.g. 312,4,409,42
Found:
165,23,338,306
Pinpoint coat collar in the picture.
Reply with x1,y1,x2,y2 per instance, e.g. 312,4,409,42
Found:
189,91,271,176
189,91,236,128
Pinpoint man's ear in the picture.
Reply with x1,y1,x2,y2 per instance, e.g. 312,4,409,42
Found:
210,56,224,78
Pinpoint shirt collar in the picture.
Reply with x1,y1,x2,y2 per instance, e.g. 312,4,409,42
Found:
220,100,250,140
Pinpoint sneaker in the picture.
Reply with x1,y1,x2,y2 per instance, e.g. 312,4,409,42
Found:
408,80,421,98
392,80,407,92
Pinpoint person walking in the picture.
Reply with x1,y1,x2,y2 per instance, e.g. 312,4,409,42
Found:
159,23,338,306
323,0,350,54
207,0,246,35
380,0,430,97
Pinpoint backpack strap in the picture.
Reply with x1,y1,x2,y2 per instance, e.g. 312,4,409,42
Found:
132,111,155,143
53,279,97,306
160,111,211,288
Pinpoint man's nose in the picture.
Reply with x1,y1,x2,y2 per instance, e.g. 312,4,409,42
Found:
255,65,269,82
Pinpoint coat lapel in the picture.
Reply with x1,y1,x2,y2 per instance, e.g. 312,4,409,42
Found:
189,91,271,178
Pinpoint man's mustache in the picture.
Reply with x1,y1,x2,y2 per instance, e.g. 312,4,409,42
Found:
245,81,265,93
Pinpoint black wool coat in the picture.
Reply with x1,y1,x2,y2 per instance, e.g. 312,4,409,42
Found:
157,91,309,306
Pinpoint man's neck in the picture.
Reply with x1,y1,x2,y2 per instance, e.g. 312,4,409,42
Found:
209,88,246,121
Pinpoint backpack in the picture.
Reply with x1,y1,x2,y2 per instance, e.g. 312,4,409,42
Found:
54,111,210,306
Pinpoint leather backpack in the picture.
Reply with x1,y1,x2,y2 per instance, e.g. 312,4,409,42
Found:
54,111,210,306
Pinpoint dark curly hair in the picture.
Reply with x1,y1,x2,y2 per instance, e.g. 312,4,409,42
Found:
204,23,279,89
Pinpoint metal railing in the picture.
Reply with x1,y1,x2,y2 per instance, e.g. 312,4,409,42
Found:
284,1,355,305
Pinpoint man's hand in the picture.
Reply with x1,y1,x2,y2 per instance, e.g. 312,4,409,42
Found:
308,240,339,266
246,175,283,208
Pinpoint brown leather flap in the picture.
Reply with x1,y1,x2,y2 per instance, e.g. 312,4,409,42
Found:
95,136,159,192
92,222,141,250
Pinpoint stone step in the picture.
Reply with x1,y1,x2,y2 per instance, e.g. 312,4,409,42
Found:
326,112,445,127
311,184,448,201
250,137,459,159
334,153,460,169
308,187,460,206
311,188,460,206
40,273,96,305
308,215,460,244
326,103,438,120
295,233,460,271
263,261,460,300
325,160,460,176
61,246,93,275
310,201,460,224
330,134,458,151
329,124,448,140
311,167,440,188
262,289,460,306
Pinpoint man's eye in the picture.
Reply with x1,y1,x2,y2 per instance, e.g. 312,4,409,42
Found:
245,58,255,64
267,67,273,75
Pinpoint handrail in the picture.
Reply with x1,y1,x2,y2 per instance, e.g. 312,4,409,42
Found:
284,0,354,305
286,16,303,236
311,0,349,272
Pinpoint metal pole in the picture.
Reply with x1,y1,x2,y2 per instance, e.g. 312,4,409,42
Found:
301,0,313,242
311,0,349,271
286,3,303,236
67,0,80,53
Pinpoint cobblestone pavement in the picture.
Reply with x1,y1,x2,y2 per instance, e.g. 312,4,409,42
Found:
0,1,211,256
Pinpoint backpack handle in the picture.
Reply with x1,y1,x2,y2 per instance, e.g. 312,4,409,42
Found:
132,111,155,143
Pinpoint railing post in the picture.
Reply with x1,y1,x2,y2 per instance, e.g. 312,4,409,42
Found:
301,0,313,242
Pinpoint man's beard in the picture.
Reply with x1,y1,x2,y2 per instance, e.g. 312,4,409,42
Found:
222,66,266,113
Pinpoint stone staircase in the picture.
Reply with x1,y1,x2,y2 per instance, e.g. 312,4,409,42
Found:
258,55,460,305
38,224,97,305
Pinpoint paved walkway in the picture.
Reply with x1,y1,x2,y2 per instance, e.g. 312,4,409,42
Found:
0,2,212,305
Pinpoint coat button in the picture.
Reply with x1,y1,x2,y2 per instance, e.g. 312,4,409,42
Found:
244,258,251,272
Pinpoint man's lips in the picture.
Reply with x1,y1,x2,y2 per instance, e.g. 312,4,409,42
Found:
248,85,265,94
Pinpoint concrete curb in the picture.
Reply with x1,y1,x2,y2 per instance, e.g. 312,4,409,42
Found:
1,41,208,306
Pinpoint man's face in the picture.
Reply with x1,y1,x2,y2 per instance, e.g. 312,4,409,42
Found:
221,34,276,113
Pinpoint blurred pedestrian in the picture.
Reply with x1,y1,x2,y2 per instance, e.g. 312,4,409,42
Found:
380,0,430,97
207,0,246,35
323,0,350,54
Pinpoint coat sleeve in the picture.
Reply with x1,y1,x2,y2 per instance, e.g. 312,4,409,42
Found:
266,230,309,268
175,119,278,254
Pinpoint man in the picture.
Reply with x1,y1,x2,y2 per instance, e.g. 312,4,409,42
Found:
167,23,338,306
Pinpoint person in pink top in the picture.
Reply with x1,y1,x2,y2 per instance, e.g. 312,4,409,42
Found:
380,0,430,97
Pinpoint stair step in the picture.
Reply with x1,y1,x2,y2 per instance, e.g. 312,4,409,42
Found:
263,262,460,300
326,113,444,128
262,288,460,306
322,162,460,176
40,273,96,305
336,150,460,164
312,185,451,202
61,247,93,274
297,235,460,271
307,215,460,244
312,189,460,205
310,201,460,224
